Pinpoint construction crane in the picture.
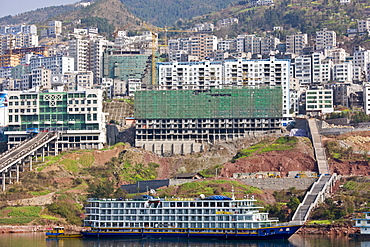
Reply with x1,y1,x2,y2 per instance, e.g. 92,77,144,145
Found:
142,22,158,86
142,23,208,85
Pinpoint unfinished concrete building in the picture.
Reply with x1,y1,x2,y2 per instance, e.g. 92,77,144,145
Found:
135,87,283,155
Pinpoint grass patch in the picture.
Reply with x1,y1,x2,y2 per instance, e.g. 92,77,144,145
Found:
79,154,95,167
60,159,79,172
159,180,262,199
232,141,269,161
0,217,36,224
30,190,51,196
199,165,222,178
259,137,298,153
0,206,42,217
101,142,126,151
41,215,59,220
307,220,333,225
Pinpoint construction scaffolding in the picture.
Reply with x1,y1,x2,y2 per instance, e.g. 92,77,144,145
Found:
135,87,283,120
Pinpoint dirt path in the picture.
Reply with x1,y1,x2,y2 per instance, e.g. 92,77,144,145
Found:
6,192,55,206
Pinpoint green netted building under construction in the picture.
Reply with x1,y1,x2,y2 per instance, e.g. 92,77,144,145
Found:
135,87,283,155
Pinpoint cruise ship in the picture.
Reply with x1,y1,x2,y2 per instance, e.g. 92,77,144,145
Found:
82,195,301,240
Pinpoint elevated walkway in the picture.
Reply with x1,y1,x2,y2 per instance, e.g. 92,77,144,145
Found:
0,132,58,190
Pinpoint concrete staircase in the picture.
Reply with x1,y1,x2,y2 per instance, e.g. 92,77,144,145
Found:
289,118,337,225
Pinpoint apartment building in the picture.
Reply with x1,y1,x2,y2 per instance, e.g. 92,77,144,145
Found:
305,89,334,115
31,68,51,89
5,89,107,150
364,84,370,115
217,18,239,28
189,34,217,60
69,38,90,72
0,25,37,35
358,19,370,34
286,33,308,55
333,61,353,83
158,61,223,91
135,88,282,155
30,55,74,75
326,48,348,64
311,53,332,84
158,56,291,116
315,29,336,50
353,48,370,81
217,39,237,51
0,33,39,57
292,55,312,86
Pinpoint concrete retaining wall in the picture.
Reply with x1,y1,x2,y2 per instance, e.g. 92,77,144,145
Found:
240,177,317,191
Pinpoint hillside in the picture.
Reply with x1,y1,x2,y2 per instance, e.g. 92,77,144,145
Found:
0,0,143,32
0,135,316,226
119,0,235,27
174,0,370,49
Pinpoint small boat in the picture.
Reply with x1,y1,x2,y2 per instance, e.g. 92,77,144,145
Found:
350,212,370,239
46,226,83,238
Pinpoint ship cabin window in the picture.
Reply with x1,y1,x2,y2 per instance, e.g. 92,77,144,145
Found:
126,203,131,208
367,221,370,224
358,220,361,224
224,202,230,207
204,202,209,207
210,202,216,207
177,202,182,207
183,202,189,207
163,202,170,207
190,202,196,207
217,202,222,207
197,202,202,207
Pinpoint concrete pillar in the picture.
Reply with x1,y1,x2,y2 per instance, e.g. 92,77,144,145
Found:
9,170,12,184
2,173,5,191
29,156,32,171
16,165,19,183
42,147,45,162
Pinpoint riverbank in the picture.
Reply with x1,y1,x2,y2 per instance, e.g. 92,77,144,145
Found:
299,224,356,236
0,225,84,234
0,224,357,235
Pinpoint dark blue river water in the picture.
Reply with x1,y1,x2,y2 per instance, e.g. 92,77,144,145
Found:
0,233,369,247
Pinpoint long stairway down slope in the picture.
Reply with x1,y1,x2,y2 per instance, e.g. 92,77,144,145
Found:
289,118,337,225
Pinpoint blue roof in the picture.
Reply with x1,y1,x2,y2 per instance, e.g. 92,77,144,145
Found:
204,195,232,200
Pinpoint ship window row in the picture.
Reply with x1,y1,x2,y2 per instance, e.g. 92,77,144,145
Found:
88,221,263,229
88,208,254,215
87,215,254,221
92,201,253,209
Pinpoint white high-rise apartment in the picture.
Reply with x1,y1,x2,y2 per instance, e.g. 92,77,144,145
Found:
333,61,353,83
364,84,370,114
30,56,74,75
326,48,348,64
286,33,308,55
69,39,90,72
158,56,291,116
353,48,370,81
293,55,312,86
316,29,336,50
